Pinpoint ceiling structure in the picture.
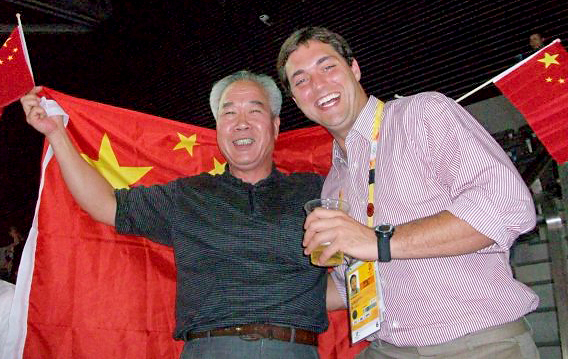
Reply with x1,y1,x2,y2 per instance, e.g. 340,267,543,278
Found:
0,0,567,243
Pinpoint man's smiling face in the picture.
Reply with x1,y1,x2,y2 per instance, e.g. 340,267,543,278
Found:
216,80,279,182
285,40,367,140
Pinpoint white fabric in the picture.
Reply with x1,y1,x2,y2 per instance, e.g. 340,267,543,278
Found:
0,280,16,351
1,99,68,359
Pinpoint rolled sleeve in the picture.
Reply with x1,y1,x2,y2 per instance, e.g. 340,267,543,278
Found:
448,186,536,252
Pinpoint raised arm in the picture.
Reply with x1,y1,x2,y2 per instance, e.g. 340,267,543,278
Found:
21,87,116,226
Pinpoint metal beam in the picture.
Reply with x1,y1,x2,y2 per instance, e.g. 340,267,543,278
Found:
0,24,92,34
4,0,111,28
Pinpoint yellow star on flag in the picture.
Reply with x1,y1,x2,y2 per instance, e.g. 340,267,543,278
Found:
80,133,153,189
559,78,565,84
538,53,560,68
546,77,553,82
173,133,199,156
208,157,226,175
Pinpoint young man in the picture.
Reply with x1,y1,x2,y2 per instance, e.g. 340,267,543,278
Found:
277,27,539,359
21,71,326,359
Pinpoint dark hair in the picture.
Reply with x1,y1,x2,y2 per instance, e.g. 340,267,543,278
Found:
276,27,353,96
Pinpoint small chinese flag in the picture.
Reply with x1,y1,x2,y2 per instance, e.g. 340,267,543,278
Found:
0,19,35,107
494,39,568,164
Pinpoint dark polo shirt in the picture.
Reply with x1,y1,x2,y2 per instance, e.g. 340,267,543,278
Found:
115,168,328,340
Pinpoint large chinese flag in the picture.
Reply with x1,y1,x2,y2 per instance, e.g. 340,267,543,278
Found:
0,25,34,107
494,40,568,164
4,88,368,359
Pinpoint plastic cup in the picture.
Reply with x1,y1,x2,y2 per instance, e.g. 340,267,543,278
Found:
304,198,350,266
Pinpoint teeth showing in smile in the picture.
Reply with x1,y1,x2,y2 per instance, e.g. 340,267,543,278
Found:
317,93,340,107
233,138,254,146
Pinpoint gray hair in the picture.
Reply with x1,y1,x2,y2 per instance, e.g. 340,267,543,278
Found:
209,70,282,121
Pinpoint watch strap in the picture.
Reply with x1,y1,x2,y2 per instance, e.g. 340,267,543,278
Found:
376,224,393,262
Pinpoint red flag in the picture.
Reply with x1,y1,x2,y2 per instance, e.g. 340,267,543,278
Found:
493,39,568,164
0,24,35,107
4,88,368,359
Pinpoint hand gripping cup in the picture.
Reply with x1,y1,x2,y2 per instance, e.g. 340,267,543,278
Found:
304,198,350,266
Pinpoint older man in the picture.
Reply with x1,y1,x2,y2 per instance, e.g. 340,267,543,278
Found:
277,27,539,359
21,70,326,359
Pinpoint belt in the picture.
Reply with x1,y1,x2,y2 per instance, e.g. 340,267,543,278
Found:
186,324,318,346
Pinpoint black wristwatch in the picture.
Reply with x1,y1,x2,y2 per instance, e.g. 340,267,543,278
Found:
374,224,394,262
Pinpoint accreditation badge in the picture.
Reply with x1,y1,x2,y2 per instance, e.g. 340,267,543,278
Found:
346,260,385,343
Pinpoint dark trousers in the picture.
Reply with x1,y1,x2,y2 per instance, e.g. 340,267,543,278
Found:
181,336,319,359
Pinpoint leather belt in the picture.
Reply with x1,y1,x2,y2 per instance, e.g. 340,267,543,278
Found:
186,324,318,346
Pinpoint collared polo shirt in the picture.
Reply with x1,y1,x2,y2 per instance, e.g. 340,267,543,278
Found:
116,168,328,339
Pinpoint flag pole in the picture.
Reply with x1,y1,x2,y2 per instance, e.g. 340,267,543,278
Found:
16,12,35,82
455,77,496,103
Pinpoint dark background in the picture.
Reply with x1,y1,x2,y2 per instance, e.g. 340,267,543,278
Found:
1,0,567,245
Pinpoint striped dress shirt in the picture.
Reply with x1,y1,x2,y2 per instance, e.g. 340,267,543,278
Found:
325,93,538,346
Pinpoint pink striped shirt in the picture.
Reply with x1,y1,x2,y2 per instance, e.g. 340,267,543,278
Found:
325,93,538,346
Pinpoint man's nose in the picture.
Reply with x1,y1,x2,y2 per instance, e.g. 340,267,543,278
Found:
311,73,326,90
235,113,250,129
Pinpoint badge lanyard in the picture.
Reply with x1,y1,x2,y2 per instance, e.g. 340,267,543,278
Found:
366,100,384,227
339,99,384,225
345,99,386,343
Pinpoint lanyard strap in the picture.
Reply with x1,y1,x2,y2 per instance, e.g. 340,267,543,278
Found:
338,100,385,227
366,100,384,227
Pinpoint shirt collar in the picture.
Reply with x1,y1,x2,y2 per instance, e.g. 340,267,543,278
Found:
221,164,282,187
331,95,380,164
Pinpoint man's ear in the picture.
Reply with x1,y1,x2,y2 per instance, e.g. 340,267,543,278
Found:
351,58,362,82
273,116,281,139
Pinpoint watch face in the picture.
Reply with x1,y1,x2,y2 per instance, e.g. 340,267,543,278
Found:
377,224,393,233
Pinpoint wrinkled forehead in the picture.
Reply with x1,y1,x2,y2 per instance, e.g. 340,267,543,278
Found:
221,80,267,103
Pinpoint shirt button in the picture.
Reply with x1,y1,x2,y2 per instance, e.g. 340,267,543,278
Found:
392,321,400,328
